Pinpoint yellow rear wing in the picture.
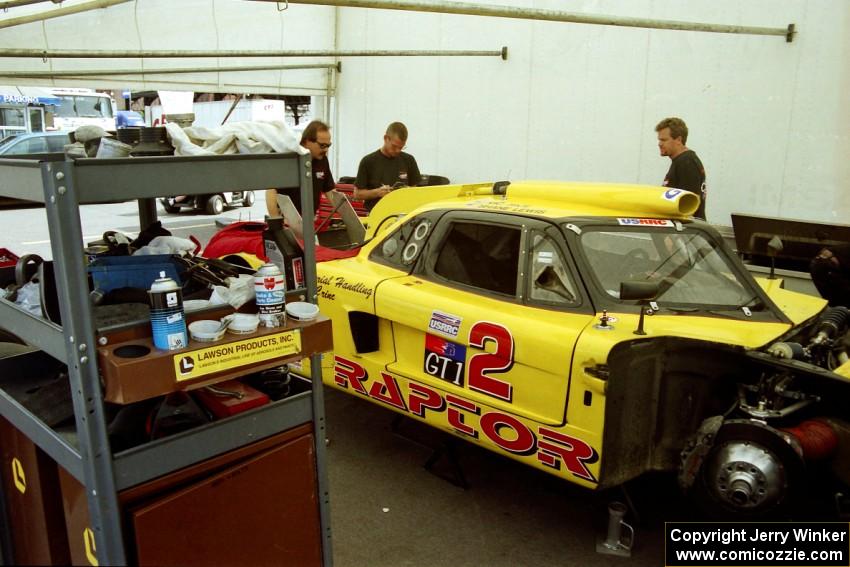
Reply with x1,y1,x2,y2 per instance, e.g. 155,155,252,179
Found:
364,180,701,238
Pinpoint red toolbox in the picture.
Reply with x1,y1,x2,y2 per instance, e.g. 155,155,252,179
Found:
195,380,270,419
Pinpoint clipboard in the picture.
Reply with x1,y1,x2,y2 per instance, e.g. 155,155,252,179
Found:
276,194,304,240
326,190,366,243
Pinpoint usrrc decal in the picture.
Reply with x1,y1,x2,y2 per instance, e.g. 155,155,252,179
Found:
424,334,466,386
428,310,462,337
334,355,598,483
617,218,675,227
663,188,684,200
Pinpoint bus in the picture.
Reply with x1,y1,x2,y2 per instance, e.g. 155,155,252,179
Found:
50,88,116,131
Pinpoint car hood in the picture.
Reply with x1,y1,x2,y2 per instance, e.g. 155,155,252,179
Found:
754,276,827,326
589,284,825,352
587,312,792,351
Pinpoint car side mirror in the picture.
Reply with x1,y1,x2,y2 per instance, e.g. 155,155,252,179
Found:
620,281,659,335
766,235,783,279
766,235,784,257
619,281,659,302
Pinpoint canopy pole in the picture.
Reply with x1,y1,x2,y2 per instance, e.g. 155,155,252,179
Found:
0,47,507,58
0,0,133,30
250,0,796,42
0,62,341,78
0,0,59,10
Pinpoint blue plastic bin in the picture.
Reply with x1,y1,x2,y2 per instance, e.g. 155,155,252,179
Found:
88,255,183,292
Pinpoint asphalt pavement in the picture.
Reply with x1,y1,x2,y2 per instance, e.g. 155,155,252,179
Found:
323,387,672,567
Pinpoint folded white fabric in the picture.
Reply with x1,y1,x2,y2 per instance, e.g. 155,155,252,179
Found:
133,235,196,256
165,120,308,157
209,274,255,309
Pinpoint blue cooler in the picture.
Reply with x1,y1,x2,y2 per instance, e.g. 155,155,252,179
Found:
88,255,183,292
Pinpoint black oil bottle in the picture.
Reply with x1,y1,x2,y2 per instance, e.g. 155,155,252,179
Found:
263,216,305,292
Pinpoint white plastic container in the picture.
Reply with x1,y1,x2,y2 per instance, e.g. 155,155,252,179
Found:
96,136,132,158
227,313,260,334
188,319,225,342
285,301,319,321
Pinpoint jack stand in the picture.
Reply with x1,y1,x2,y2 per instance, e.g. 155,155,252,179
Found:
423,438,469,490
596,501,634,557
618,482,642,526
390,415,470,489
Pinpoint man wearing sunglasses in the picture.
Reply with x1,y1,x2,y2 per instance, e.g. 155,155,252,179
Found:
266,119,337,219
354,121,421,212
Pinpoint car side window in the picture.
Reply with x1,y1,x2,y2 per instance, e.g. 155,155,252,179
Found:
528,232,578,305
433,221,520,296
12,137,47,155
47,136,66,152
370,211,439,271
33,137,48,153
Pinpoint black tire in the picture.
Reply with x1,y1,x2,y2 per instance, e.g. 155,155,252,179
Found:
206,194,225,215
242,191,255,207
161,198,180,214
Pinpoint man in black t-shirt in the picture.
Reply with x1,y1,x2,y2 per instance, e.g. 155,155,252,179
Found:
656,117,707,220
266,120,337,220
810,244,850,307
354,121,421,212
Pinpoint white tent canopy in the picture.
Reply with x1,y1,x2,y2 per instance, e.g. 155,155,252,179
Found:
0,0,337,95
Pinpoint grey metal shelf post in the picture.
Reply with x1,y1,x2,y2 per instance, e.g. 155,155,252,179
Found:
42,159,127,564
0,151,332,566
300,157,334,563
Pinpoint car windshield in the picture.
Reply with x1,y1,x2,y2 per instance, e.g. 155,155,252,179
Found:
55,95,114,119
579,227,756,309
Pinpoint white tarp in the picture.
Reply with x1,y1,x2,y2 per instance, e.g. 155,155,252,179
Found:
165,120,308,157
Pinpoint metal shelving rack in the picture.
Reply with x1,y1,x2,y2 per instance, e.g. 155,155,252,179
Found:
0,152,332,565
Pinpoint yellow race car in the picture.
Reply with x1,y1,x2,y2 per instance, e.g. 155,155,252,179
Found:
304,180,850,518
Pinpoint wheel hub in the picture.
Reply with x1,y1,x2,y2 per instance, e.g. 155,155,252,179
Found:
698,419,803,516
705,442,784,510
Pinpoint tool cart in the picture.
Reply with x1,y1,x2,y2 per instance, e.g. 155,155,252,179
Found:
0,152,333,566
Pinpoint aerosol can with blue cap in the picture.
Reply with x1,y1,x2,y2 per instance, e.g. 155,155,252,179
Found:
149,271,188,350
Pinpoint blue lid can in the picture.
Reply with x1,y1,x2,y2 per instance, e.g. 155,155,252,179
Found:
148,271,188,350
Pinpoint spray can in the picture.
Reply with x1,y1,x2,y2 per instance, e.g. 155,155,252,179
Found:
149,271,188,350
254,263,286,328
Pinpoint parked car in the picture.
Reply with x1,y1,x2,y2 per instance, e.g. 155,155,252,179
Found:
160,191,256,215
0,132,72,205
116,110,145,128
292,181,850,518
0,131,69,155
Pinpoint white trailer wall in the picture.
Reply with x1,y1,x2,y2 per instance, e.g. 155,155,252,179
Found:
332,0,850,226
0,1,846,226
